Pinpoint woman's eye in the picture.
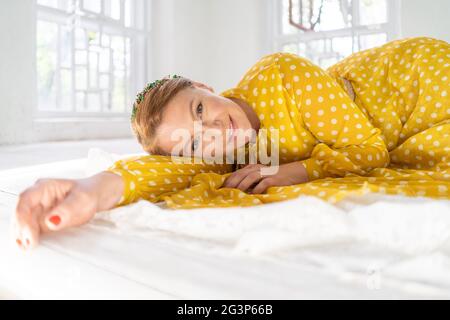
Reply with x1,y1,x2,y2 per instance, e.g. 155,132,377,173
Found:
196,103,203,117
192,137,200,152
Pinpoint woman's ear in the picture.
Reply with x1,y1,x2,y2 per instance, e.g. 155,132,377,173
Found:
192,81,215,93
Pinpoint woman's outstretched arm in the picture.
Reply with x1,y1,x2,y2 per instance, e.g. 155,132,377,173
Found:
13,154,232,249
13,171,123,250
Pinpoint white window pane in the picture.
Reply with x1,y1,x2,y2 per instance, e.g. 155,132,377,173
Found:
87,30,100,46
89,52,99,88
37,0,58,8
102,91,111,110
112,70,126,112
75,67,87,90
75,50,87,65
332,36,354,60
304,39,326,65
109,0,122,20
359,33,387,50
320,57,339,68
37,20,58,110
315,0,352,31
281,0,299,35
76,92,86,111
100,74,110,89
99,48,111,72
282,0,353,34
282,43,299,55
359,0,387,25
111,36,125,68
60,25,72,68
38,0,75,12
60,69,73,110
75,28,86,49
124,0,132,27
36,0,147,116
101,34,110,47
87,93,101,111
83,0,102,13
125,38,131,69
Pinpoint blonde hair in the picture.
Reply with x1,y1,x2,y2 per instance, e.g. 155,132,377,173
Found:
131,77,193,154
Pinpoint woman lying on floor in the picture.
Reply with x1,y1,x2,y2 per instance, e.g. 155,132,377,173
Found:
13,37,450,249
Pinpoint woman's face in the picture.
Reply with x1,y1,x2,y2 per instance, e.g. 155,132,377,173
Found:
155,82,254,159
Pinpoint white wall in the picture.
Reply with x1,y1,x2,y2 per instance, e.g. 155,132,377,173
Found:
0,0,35,144
400,0,450,43
151,0,272,93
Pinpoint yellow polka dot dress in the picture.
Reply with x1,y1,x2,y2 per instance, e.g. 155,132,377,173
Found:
108,37,450,208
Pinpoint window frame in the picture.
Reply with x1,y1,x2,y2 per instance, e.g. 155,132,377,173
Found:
269,0,401,64
34,0,151,120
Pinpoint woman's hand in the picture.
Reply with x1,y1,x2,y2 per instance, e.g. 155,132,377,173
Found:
13,171,123,250
222,162,309,194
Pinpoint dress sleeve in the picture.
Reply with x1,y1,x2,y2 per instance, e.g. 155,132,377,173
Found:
106,155,232,206
277,53,390,181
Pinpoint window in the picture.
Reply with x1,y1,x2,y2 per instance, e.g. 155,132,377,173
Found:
36,0,149,117
272,0,400,68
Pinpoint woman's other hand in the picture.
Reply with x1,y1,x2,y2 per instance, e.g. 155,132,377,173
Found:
222,162,309,194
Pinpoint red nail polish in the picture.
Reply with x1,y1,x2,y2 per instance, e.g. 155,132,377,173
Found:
49,215,61,226
16,239,22,246
26,239,30,246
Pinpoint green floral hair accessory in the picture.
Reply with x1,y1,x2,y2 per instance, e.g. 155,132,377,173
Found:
131,74,181,121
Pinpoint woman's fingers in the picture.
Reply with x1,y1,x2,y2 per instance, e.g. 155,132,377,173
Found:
14,186,46,250
13,202,44,250
252,177,277,194
236,170,264,192
223,164,264,188
14,178,75,250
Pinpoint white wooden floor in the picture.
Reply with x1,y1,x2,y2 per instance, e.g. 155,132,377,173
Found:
0,138,142,171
